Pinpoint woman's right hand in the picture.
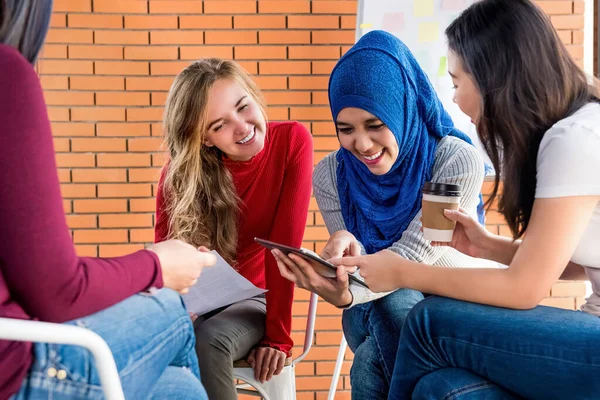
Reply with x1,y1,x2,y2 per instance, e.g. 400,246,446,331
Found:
432,207,492,258
147,240,217,294
321,230,362,264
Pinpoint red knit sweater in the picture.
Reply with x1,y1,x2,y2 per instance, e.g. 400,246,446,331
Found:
0,45,163,399
155,121,313,354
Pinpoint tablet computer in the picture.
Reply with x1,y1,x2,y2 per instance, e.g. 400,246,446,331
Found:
255,237,369,289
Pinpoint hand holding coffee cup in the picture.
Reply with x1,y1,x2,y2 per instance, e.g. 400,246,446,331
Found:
421,182,461,242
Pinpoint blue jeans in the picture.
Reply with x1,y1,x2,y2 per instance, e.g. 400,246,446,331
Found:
342,289,425,400
12,289,208,400
389,296,600,400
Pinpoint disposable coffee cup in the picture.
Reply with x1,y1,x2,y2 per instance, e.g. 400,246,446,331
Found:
421,182,461,242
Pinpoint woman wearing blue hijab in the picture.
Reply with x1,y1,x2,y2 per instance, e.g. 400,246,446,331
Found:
273,30,486,399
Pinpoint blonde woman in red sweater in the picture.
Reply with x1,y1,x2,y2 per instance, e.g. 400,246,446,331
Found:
154,58,313,399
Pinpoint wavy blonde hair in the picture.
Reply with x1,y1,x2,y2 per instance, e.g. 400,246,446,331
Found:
162,58,266,265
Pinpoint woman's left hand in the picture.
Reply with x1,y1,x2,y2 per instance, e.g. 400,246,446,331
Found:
247,346,287,383
330,249,406,293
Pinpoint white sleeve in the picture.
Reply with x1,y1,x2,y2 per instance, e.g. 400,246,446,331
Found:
536,122,600,198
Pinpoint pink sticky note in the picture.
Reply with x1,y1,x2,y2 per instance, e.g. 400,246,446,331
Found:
441,0,468,11
382,12,405,33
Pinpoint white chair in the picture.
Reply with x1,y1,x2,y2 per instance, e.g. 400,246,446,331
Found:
233,292,319,400
328,334,348,400
0,318,124,400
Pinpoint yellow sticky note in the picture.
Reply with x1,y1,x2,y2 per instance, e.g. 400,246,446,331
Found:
418,22,439,43
414,0,434,17
438,56,447,77
360,23,373,28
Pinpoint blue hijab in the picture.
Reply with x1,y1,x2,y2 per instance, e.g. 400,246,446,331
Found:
330,30,485,254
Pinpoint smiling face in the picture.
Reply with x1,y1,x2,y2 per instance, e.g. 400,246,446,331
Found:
204,78,267,161
448,50,481,125
336,107,399,175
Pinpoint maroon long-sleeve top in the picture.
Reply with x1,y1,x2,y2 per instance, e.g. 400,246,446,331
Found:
0,45,163,398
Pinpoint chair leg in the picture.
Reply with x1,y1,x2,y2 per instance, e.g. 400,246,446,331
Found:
328,335,348,400
234,365,296,400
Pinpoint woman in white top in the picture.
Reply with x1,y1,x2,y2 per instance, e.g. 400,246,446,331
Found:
273,0,600,398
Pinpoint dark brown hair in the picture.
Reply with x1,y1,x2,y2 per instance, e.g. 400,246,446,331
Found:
446,0,598,238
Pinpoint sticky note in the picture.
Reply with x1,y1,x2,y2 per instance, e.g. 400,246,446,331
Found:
438,56,447,77
441,0,468,11
382,12,405,33
418,22,440,43
360,23,373,28
414,0,435,17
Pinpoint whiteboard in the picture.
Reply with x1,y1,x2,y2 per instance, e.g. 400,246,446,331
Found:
355,0,492,167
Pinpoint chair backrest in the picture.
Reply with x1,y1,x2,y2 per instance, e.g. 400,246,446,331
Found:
292,291,319,365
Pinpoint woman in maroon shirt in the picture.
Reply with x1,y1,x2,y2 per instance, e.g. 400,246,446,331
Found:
0,1,214,399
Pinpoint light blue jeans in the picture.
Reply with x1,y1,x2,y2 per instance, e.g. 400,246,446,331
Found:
390,296,600,400
12,289,208,400
342,289,425,400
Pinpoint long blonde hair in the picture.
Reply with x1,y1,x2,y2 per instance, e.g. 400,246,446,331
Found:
162,58,266,265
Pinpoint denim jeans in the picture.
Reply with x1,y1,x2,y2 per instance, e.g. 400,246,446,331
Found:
342,289,425,400
12,289,208,400
389,296,600,400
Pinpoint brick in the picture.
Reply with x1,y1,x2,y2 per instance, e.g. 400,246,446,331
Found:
253,76,287,90
46,29,93,44
291,106,331,120
289,76,329,90
74,229,128,244
259,61,310,75
71,76,125,90
152,153,167,167
66,215,98,229
57,169,71,183
99,213,153,228
151,92,169,105
205,31,258,45
94,0,149,13
150,61,189,75
130,228,155,243
52,122,95,137
312,0,357,14
572,30,584,44
204,1,256,14
47,107,70,121
180,16,233,29
125,16,178,30
258,1,310,13
266,107,288,120
234,46,286,60
151,31,204,45
96,92,151,106
54,139,71,153
234,15,285,29
535,1,573,15
97,122,151,137
550,15,584,30
69,45,124,60
237,61,258,74
74,199,128,213
341,15,356,29
51,14,67,28
95,61,149,75
68,14,123,29
54,0,91,12
259,31,310,44
40,76,68,90
97,183,153,197
314,136,339,151
125,46,178,60
129,167,162,182
290,16,340,29
38,59,93,75
551,281,587,297
75,245,98,257
312,30,355,45
130,198,157,212
72,168,127,183
312,91,329,105
566,44,583,60
99,244,146,257
573,1,584,13
71,107,126,122
315,331,344,346
128,138,164,152
60,184,96,198
39,44,68,59
303,226,330,240
95,31,150,45
63,200,72,213
127,107,164,122
71,138,127,152
264,91,311,105
557,30,572,44
45,91,94,106
289,46,340,60
180,46,233,60
126,77,174,91
97,154,152,168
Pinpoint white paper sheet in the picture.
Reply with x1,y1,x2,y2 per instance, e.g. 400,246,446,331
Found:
181,250,267,316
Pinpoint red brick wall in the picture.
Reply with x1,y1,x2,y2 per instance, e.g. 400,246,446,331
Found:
39,1,588,398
